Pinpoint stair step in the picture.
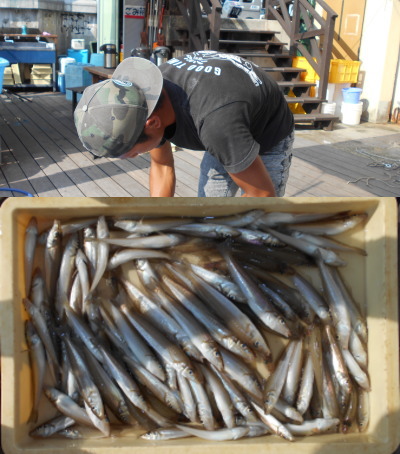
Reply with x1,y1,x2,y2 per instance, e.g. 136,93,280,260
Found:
217,40,286,47
263,67,306,73
219,29,280,35
236,52,293,58
278,81,316,88
293,113,339,131
285,96,325,104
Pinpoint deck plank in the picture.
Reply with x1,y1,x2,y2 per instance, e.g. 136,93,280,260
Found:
1,91,399,198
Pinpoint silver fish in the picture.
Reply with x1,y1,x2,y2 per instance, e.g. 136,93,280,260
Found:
44,386,93,426
317,255,351,350
23,298,59,384
177,373,199,423
124,355,183,414
120,304,201,383
290,272,331,324
75,249,90,304
220,247,291,338
264,341,297,413
219,348,263,401
252,402,295,441
264,227,346,267
99,344,149,412
100,233,186,249
25,320,46,423
44,219,62,300
282,339,304,406
189,263,247,303
58,232,79,297
114,217,194,234
285,418,340,436
141,428,192,440
255,211,347,228
108,302,166,381
29,415,75,438
288,213,368,236
175,424,250,441
108,249,170,270
83,348,133,425
169,223,241,239
89,216,109,295
201,209,265,227
186,270,272,362
24,217,38,296
162,275,253,363
188,372,216,430
211,365,258,423
200,364,236,429
64,337,105,420
296,351,314,415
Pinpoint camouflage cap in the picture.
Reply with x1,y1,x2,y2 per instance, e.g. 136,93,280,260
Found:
74,57,163,158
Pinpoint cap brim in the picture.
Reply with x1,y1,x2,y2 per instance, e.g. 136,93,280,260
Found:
112,57,163,118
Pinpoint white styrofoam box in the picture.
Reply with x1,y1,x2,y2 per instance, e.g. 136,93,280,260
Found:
71,38,85,50
221,0,262,19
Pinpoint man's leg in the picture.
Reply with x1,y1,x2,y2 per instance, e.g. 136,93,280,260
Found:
198,152,239,197
259,130,294,196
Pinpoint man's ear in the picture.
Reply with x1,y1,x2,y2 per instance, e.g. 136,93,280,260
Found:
145,114,162,130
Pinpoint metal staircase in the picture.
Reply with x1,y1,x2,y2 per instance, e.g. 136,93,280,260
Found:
169,0,339,130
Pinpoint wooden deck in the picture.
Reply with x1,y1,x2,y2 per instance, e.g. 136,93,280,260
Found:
1,90,399,197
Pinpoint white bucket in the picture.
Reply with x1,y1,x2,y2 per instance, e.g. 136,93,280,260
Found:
60,57,76,73
341,101,363,125
321,102,336,115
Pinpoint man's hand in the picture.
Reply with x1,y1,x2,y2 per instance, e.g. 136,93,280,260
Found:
229,155,277,197
149,141,176,197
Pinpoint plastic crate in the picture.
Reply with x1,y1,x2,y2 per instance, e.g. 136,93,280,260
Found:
329,59,361,84
65,62,93,101
292,56,319,82
0,197,399,454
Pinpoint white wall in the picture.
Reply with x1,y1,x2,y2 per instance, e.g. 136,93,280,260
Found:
358,0,400,123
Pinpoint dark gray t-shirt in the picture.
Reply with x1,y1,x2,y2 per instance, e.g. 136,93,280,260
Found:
159,51,294,173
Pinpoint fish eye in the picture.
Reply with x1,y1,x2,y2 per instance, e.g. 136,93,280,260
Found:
215,351,221,357
254,341,260,348
279,318,285,324
188,369,194,375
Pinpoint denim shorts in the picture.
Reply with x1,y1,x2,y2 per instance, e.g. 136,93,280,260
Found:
198,130,294,197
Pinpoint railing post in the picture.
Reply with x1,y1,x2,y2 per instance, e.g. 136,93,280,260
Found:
291,0,300,55
317,11,336,102
208,0,222,50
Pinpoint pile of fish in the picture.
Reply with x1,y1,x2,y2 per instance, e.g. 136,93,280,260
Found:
23,208,370,442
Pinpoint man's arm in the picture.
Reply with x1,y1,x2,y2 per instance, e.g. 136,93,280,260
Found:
149,141,176,197
228,155,277,197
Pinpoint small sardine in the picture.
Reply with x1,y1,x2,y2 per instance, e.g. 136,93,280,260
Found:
141,428,192,440
29,415,75,438
44,386,93,426
120,304,201,383
175,424,250,441
89,216,109,295
25,217,38,296
201,209,265,227
99,233,186,249
285,418,340,436
44,220,62,300
108,249,170,270
169,223,241,239
264,341,297,413
25,320,46,423
114,217,194,234
220,247,291,338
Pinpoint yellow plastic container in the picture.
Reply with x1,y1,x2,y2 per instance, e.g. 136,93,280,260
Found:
292,56,319,82
0,197,399,454
329,59,361,84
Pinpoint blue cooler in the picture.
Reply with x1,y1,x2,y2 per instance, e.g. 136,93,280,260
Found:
90,53,104,66
0,57,10,92
65,63,93,101
67,49,89,63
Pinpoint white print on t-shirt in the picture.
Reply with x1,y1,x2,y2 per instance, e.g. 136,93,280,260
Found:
175,51,263,87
